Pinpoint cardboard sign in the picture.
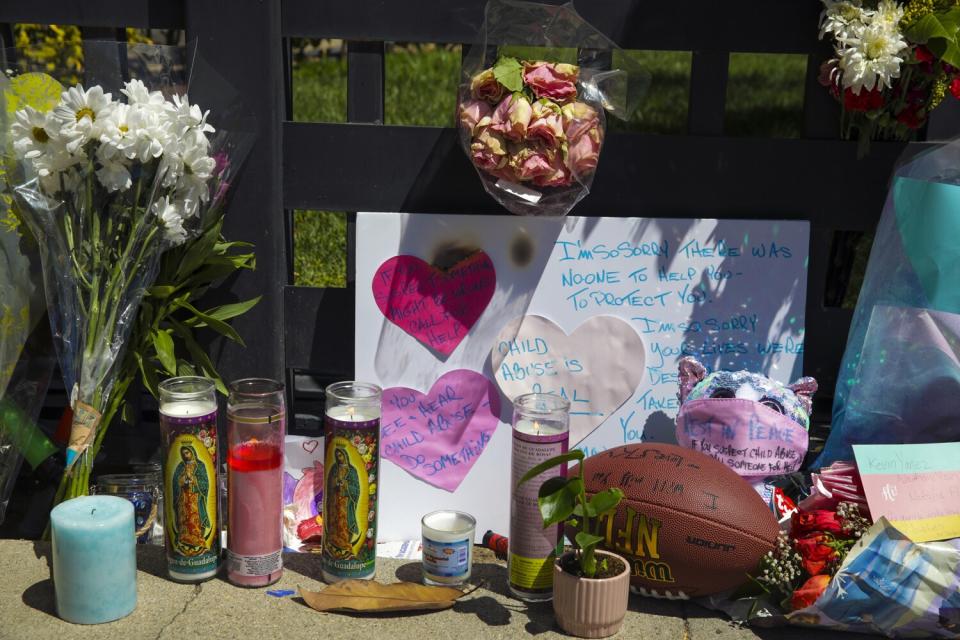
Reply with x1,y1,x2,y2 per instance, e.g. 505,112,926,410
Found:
854,442,960,542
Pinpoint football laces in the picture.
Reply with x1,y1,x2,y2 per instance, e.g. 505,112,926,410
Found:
631,586,690,600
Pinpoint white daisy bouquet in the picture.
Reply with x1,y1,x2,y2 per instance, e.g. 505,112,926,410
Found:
2,75,226,495
818,0,960,148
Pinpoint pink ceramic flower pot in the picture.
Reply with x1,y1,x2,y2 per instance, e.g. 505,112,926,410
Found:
552,550,630,638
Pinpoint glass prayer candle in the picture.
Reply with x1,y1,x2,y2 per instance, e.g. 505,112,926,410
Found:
321,381,382,583
508,393,570,602
421,510,476,586
158,376,220,582
226,378,286,587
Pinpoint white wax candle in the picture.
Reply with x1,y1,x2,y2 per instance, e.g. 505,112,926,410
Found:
326,405,380,421
513,419,567,437
160,398,217,417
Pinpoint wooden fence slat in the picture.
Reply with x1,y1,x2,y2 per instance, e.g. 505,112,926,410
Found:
284,286,354,375
186,0,286,385
0,1,183,29
282,0,822,53
687,51,729,136
283,122,912,229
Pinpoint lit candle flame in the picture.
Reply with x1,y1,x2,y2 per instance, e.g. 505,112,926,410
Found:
348,406,356,421
533,420,541,435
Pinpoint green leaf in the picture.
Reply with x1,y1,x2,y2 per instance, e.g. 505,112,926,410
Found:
587,488,624,517
152,329,177,376
148,285,177,299
203,296,261,322
904,9,960,67
177,300,245,345
493,56,523,93
135,352,159,397
176,360,197,377
574,531,605,551
518,449,584,487
537,477,582,527
175,219,222,280
170,319,229,395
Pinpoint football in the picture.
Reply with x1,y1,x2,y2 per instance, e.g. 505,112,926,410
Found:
579,443,780,599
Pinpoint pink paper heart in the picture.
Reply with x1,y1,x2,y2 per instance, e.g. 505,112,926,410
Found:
301,440,319,454
381,370,501,492
372,252,496,357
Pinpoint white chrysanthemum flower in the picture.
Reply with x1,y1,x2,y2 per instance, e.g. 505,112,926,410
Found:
820,0,870,40
166,94,215,140
95,145,132,192
51,85,116,153
873,0,904,31
98,103,139,161
11,106,59,160
839,21,907,93
175,144,215,217
127,104,172,163
152,195,188,245
120,79,167,108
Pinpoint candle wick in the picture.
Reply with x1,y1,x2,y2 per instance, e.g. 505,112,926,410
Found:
90,508,96,516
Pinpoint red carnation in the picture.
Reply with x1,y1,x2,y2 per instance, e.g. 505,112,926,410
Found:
951,77,960,100
916,46,935,64
792,509,846,536
843,88,884,112
790,574,831,611
896,104,925,129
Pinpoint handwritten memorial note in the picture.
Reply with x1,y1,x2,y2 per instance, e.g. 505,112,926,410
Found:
491,315,644,445
372,252,496,357
854,442,960,542
356,214,808,541
381,370,501,492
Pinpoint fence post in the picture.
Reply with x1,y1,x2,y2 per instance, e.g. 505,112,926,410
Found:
185,0,286,384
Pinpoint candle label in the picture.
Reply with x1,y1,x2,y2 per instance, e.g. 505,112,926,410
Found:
509,430,568,591
226,549,282,577
423,536,470,578
321,415,380,580
161,411,220,577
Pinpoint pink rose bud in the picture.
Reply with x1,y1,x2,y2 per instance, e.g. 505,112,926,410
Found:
523,61,579,102
459,99,492,135
562,101,600,142
470,127,509,176
567,124,602,177
527,99,565,148
470,68,505,103
533,152,573,188
510,145,555,181
490,94,533,142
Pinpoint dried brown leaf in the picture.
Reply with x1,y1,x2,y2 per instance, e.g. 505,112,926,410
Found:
299,580,477,614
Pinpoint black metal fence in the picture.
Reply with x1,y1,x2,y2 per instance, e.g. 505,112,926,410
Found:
2,0,958,429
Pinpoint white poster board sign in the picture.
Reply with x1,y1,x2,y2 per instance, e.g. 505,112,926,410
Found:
356,213,809,541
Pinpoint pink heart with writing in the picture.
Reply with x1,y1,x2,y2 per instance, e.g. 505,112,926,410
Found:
372,252,496,357
381,369,501,492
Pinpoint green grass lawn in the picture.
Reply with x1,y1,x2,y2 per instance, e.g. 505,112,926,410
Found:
291,45,809,288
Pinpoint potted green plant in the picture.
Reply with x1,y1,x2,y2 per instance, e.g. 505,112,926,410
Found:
519,449,630,638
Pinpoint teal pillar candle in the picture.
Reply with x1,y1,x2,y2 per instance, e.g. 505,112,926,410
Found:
51,496,137,624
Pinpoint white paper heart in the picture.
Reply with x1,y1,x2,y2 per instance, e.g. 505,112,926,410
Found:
491,315,645,445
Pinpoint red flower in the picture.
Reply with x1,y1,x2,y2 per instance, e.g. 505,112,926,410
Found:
896,104,925,129
951,77,960,100
843,88,884,112
916,46,935,64
792,510,846,536
790,574,831,611
794,533,841,576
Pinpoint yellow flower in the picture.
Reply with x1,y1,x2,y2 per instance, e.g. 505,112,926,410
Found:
368,482,377,496
362,452,372,464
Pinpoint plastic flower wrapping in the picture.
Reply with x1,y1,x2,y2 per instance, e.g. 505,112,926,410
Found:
0,41,253,504
458,0,649,216
818,0,960,148
698,462,960,637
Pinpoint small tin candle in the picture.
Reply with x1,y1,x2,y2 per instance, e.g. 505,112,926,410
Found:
421,510,476,586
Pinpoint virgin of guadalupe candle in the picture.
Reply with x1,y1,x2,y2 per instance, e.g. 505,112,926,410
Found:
159,376,220,582
321,381,381,583
226,378,285,587
508,393,570,602
50,495,137,624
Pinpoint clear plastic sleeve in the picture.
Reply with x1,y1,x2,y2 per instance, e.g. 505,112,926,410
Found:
458,0,650,216
0,41,254,500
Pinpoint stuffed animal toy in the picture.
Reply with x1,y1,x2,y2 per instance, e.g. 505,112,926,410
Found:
675,357,817,498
